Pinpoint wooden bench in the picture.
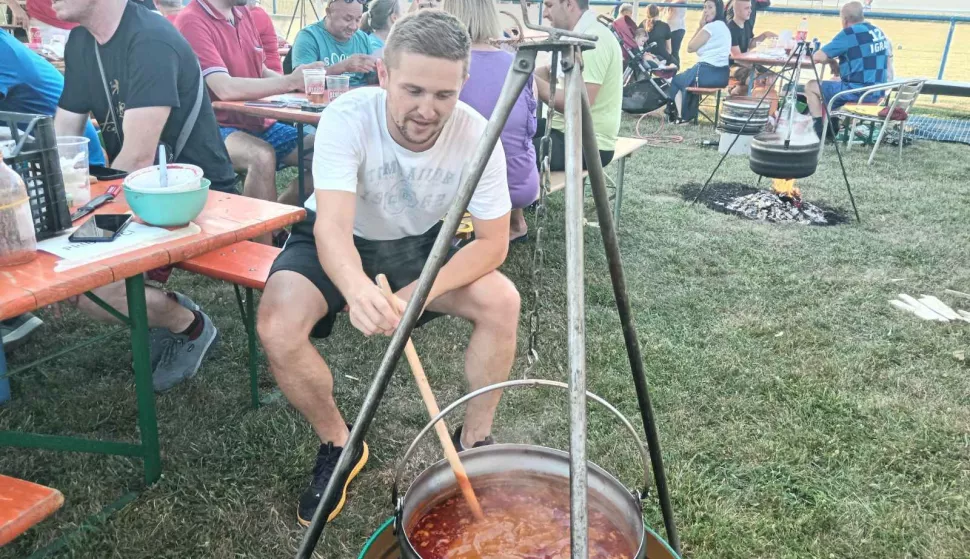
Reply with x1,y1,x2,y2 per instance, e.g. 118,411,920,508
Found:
0,475,64,546
547,136,649,226
686,86,724,126
178,241,281,408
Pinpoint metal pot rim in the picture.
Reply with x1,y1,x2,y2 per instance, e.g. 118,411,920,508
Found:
391,379,652,508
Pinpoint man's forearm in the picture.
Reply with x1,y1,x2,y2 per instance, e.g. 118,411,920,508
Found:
535,76,566,113
209,75,295,102
420,238,507,304
315,222,371,299
111,148,156,173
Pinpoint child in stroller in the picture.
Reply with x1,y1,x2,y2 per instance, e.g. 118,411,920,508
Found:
600,14,678,115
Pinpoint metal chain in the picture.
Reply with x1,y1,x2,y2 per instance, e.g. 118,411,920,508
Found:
525,49,561,375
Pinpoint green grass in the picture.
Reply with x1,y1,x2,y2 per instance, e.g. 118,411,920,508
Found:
2,118,969,558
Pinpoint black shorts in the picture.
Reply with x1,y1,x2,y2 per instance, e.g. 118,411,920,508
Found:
268,212,456,338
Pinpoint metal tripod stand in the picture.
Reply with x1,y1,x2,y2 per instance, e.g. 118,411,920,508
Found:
284,0,320,41
296,2,680,557
690,40,861,223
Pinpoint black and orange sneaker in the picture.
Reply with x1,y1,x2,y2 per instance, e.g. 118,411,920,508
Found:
297,436,369,527
450,424,495,452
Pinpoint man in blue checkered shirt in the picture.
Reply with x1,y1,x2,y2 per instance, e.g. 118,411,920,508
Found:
805,0,889,139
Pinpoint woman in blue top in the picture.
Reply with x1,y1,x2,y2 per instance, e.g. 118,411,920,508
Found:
360,0,402,55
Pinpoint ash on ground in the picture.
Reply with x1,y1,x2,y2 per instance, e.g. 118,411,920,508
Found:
726,190,828,224
679,182,846,226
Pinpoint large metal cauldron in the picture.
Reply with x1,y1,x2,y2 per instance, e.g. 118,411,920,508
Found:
359,517,681,559
749,132,821,179
389,379,669,559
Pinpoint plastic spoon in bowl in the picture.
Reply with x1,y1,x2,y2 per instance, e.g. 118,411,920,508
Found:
158,145,168,188
376,274,485,522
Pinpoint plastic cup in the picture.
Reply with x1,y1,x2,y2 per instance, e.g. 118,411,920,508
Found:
56,136,91,207
304,68,328,106
326,74,351,103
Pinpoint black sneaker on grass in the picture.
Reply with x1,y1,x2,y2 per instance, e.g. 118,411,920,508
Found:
297,435,369,526
450,424,495,452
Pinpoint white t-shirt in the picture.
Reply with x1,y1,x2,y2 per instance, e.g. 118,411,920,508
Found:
696,20,731,67
307,87,511,241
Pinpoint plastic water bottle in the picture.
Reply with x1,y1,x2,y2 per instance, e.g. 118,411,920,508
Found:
795,17,809,43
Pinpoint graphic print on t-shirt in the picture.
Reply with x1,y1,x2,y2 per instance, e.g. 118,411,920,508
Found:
359,160,457,217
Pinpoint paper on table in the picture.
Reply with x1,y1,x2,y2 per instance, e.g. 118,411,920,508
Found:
38,221,202,272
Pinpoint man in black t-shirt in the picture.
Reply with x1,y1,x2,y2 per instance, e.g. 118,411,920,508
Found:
56,1,235,191
53,0,225,392
728,0,776,95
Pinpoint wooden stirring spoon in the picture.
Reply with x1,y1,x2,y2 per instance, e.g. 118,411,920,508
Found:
375,274,485,521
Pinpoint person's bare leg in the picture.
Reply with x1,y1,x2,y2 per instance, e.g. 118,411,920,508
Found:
425,271,520,447
76,280,194,332
278,134,315,206
225,131,279,244
509,208,528,241
258,270,349,446
806,80,825,117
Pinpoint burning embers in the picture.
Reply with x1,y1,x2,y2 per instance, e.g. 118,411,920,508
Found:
724,178,828,224
681,181,843,226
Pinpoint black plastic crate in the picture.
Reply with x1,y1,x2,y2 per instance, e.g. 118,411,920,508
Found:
1,111,71,240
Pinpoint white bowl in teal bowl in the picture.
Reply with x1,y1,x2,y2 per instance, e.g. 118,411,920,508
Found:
123,177,210,227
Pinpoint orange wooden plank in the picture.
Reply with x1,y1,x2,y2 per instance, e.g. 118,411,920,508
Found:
1,253,115,310
0,285,39,322
0,475,64,546
0,180,303,312
178,241,281,290
212,99,323,125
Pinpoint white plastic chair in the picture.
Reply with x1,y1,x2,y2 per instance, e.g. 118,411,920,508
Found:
820,79,926,166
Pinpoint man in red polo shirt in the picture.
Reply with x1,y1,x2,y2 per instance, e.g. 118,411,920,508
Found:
177,0,324,212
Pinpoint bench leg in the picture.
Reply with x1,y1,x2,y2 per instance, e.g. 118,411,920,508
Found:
613,156,626,228
127,274,162,485
297,123,305,203
234,285,260,409
714,91,721,127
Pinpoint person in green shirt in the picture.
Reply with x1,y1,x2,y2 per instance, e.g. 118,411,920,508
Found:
292,0,379,87
533,0,623,170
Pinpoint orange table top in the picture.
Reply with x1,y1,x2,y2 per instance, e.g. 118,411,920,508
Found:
0,180,305,321
0,474,64,546
213,93,324,126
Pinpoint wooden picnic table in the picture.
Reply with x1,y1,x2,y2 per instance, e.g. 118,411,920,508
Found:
214,93,323,200
0,180,305,485
731,50,827,98
0,474,64,546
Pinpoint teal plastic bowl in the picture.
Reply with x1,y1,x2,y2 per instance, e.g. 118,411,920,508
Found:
124,178,210,227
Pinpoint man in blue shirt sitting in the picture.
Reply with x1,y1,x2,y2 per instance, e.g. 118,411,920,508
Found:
806,0,889,140
292,0,379,87
0,32,105,166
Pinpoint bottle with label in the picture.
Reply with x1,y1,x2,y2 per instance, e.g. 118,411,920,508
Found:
795,17,809,43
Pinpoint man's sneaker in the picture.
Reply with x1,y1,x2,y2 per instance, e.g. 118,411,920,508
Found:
152,310,218,392
297,436,369,527
150,292,201,367
0,313,43,351
451,424,495,452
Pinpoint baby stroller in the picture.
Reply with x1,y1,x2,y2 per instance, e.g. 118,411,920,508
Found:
598,15,677,115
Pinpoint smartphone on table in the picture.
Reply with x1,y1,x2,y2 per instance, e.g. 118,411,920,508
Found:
69,214,134,242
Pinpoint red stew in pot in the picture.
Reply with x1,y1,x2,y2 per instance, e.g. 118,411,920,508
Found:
407,472,636,559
